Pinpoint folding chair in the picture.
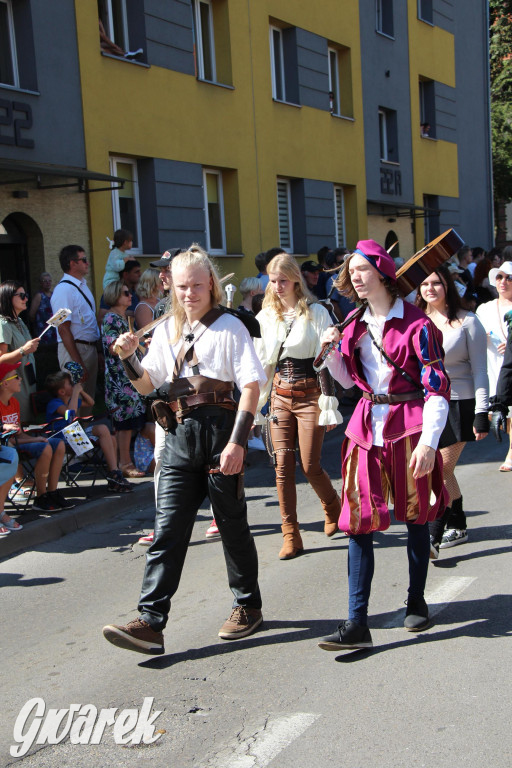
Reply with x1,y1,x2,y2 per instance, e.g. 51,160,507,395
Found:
31,390,109,489
5,424,50,512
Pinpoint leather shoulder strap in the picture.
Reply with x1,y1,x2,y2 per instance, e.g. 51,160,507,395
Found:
365,324,422,390
171,307,224,381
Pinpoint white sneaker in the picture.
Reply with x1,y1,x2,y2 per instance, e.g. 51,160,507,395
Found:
247,436,266,451
440,529,468,549
205,520,220,539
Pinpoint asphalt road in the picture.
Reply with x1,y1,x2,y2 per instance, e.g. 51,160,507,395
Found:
2,427,511,768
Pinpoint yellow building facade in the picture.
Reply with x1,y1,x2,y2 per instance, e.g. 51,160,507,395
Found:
75,0,367,298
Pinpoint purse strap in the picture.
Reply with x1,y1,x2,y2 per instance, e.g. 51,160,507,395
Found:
60,280,95,312
365,324,422,391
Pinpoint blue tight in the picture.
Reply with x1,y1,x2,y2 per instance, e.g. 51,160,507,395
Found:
348,523,430,625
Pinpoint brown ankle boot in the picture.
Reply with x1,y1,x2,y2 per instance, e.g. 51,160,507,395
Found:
279,523,304,560
323,494,341,537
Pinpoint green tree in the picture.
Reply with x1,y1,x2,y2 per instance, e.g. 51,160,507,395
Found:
489,0,512,228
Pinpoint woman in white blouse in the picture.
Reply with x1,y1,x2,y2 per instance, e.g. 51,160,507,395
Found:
255,253,341,559
416,265,489,555
476,261,512,471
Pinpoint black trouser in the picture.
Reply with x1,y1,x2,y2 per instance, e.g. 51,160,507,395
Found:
138,406,261,631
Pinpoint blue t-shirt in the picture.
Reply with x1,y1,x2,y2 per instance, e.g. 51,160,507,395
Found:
46,397,80,428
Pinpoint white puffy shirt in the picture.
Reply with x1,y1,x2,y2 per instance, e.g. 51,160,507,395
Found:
142,312,266,392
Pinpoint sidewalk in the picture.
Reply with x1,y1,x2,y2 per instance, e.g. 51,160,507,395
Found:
0,471,154,561
0,401,358,562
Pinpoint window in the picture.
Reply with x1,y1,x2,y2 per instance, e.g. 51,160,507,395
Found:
277,179,293,252
423,194,439,243
0,0,18,87
334,187,346,248
418,0,433,24
328,48,340,115
193,0,216,82
378,108,398,162
110,157,142,254
98,0,129,52
203,169,226,254
419,78,436,138
270,26,286,102
376,0,394,37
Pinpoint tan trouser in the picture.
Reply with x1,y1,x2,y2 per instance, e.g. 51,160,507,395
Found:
270,376,338,525
58,342,98,411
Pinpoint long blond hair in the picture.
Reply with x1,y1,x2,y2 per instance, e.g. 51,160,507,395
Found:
170,244,225,342
262,253,315,320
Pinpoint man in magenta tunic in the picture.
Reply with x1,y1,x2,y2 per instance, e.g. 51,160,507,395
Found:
317,240,450,651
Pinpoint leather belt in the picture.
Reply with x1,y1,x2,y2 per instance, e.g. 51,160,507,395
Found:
274,385,319,398
169,392,236,415
74,340,99,346
362,391,422,405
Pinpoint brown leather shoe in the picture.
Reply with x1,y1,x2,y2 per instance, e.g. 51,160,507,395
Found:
218,606,263,639
102,617,164,655
279,523,304,559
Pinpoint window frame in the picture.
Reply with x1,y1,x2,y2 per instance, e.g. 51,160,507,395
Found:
417,0,434,25
0,0,19,88
277,178,293,253
269,25,286,102
328,47,340,116
203,168,226,255
193,0,217,82
334,186,346,248
109,156,143,255
378,109,389,161
102,0,130,51
378,107,398,163
376,0,394,38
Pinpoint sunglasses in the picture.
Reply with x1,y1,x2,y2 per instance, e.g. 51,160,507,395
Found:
14,292,28,300
495,274,512,282
2,373,20,383
122,289,131,296
73,257,88,264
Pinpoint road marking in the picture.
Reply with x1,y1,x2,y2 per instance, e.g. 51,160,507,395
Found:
425,576,476,618
382,576,476,628
201,713,319,768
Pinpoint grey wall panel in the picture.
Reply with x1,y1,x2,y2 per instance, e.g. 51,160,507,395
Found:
453,0,493,246
152,159,206,250
438,195,460,232
434,82,456,142
296,28,329,111
434,0,455,34
144,0,195,74
0,0,86,166
358,0,414,204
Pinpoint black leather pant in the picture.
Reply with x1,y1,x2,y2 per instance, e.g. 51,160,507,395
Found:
138,406,261,631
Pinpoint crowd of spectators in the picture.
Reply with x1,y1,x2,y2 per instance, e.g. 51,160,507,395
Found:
0,231,163,536
1,235,512,541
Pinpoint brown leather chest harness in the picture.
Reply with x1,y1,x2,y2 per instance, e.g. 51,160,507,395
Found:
151,307,237,429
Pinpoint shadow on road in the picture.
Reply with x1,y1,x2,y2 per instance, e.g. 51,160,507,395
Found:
137,592,511,669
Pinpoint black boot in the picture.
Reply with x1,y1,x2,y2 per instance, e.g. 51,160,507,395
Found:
429,506,451,559
445,496,466,530
404,596,430,632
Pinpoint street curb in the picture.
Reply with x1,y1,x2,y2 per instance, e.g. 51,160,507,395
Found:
0,480,154,561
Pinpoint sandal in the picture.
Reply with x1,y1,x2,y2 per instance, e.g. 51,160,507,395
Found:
0,526,10,537
0,515,23,531
120,463,145,478
499,459,512,472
